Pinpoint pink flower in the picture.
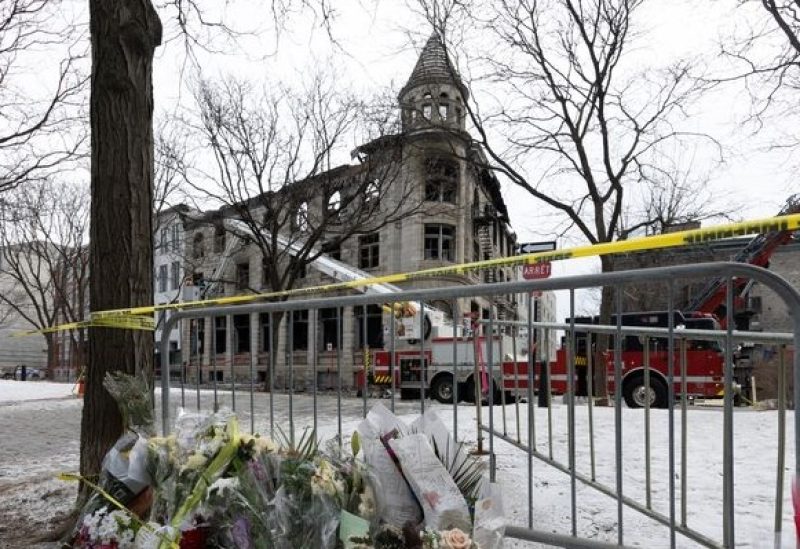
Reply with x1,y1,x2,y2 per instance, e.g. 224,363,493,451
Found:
440,528,472,549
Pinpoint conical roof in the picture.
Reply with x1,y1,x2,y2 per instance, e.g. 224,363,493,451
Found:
399,33,468,100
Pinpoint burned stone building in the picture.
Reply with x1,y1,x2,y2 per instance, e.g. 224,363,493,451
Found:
155,35,553,388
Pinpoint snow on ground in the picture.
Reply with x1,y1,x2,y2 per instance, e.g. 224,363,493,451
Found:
0,383,795,548
0,379,77,403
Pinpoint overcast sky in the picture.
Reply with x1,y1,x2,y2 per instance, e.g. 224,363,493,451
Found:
19,0,799,317
148,0,796,225
143,0,800,317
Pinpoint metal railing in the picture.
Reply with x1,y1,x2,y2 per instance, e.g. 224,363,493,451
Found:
159,262,800,548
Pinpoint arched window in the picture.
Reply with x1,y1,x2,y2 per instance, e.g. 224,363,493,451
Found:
438,92,449,121
327,191,341,214
422,93,432,119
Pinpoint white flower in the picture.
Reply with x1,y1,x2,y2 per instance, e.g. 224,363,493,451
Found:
240,433,277,454
357,486,376,518
311,459,344,497
182,452,207,471
198,434,225,456
134,522,163,548
81,509,137,548
209,476,240,494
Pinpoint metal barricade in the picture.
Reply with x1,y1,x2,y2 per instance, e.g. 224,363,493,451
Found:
159,262,800,548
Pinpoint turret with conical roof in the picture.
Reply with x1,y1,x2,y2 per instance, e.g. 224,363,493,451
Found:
399,33,468,132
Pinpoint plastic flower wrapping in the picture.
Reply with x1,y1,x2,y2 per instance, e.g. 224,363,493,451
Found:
68,374,504,548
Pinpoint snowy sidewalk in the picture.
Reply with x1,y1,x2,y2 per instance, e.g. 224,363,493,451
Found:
0,385,795,547
0,379,77,403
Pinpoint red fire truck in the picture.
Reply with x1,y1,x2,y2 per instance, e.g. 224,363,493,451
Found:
367,310,726,408
549,310,727,408
363,195,799,408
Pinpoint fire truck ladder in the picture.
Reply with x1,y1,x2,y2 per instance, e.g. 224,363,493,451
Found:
478,224,494,282
684,193,800,317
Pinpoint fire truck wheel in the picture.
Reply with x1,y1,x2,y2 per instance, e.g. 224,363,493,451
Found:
623,374,668,409
463,377,500,405
431,375,455,404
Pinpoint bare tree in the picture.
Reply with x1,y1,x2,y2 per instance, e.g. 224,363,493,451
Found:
173,74,430,379
0,181,89,375
79,0,341,506
0,0,88,195
409,0,727,394
153,117,190,230
82,0,162,500
720,1,800,143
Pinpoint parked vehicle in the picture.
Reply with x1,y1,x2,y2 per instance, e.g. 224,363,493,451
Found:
1,365,43,380
548,310,726,408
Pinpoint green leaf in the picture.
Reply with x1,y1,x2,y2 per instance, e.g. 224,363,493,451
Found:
350,431,361,457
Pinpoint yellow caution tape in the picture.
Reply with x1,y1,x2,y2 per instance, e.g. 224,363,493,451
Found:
21,213,800,335
12,314,154,336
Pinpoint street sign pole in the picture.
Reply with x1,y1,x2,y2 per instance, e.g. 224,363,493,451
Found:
517,240,556,408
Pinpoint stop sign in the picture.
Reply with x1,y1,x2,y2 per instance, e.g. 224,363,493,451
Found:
523,262,551,280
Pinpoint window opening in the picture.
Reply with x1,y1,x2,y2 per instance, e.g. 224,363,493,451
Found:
359,233,380,269
236,261,250,290
424,224,455,261
213,224,225,253
233,314,250,353
320,307,340,350
356,304,384,349
292,310,309,350
214,316,227,354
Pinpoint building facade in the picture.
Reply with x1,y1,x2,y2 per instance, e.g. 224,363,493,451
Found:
157,36,557,388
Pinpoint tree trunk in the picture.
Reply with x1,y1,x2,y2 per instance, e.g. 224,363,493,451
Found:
44,332,56,377
80,0,162,489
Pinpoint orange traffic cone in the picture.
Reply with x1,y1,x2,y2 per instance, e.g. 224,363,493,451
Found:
77,377,85,397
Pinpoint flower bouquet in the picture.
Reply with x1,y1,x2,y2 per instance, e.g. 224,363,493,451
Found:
348,404,505,549
67,375,504,548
